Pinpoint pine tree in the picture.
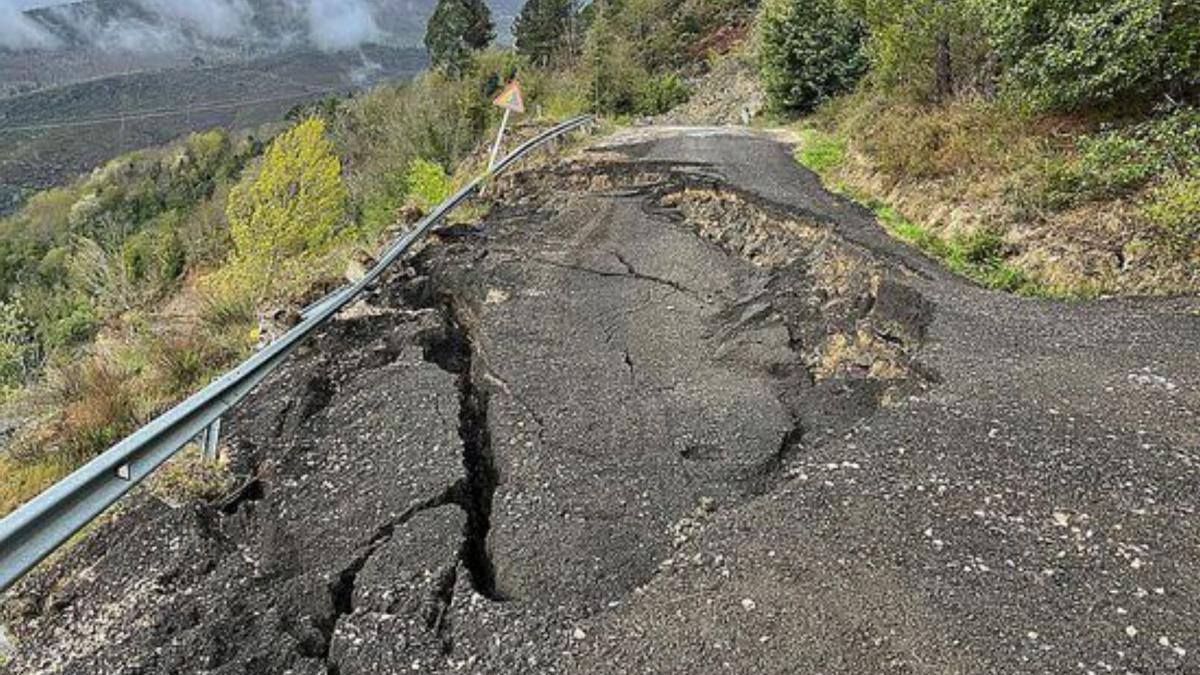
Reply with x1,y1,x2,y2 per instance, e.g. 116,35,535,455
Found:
514,0,576,66
461,0,495,49
425,0,495,76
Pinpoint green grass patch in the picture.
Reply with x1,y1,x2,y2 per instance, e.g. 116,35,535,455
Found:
794,128,847,175
789,138,1057,297
1143,170,1200,258
875,206,1046,295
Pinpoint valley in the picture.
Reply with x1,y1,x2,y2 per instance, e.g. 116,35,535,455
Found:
0,46,428,214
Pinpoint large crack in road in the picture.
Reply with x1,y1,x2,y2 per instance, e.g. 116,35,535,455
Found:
3,127,1198,675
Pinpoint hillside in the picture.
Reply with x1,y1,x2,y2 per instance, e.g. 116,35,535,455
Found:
0,46,427,215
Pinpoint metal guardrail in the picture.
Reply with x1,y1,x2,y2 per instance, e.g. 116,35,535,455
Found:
0,115,594,594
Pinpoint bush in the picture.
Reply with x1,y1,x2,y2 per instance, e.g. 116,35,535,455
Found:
51,358,142,461
226,117,348,307
0,301,32,398
1144,171,1200,255
122,212,186,287
989,0,1200,111
634,73,691,115
406,158,453,209
333,69,492,226
756,0,868,112
1008,107,1200,213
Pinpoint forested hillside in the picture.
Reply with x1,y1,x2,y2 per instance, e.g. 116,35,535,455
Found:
0,0,1196,518
757,0,1199,294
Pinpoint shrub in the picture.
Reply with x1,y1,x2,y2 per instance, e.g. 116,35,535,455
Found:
406,158,453,209
1007,107,1200,213
333,69,492,225
148,332,243,398
51,358,142,461
0,301,32,398
634,73,691,115
122,212,186,287
989,0,1200,111
17,286,97,352
226,117,348,307
756,0,868,112
1144,171,1200,255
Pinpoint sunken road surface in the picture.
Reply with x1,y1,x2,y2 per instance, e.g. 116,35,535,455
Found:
2,127,1198,674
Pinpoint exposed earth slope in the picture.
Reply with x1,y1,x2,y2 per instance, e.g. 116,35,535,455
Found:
2,127,1198,674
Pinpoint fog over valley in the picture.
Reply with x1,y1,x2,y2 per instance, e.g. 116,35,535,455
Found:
0,0,395,53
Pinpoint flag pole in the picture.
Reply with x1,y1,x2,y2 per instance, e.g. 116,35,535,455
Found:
488,107,512,173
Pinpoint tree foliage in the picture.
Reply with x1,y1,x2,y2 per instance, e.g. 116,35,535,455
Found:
756,0,868,111
839,0,992,101
405,158,453,210
514,0,578,65
425,0,496,75
759,0,1198,111
988,0,1200,110
225,117,347,303
0,301,32,397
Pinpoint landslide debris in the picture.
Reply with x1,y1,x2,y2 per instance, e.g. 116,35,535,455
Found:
2,145,938,675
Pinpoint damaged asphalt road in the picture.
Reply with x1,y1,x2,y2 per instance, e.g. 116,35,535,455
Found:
3,127,1199,674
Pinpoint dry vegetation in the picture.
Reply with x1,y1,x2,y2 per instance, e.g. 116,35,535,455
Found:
793,97,1199,296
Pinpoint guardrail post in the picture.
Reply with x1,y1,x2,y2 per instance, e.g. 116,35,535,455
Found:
202,418,222,462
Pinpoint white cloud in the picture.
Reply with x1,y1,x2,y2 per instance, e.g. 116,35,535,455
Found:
306,0,381,52
1,0,387,53
0,2,61,50
132,0,253,40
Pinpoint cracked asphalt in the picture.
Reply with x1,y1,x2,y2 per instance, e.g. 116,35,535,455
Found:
3,127,1198,675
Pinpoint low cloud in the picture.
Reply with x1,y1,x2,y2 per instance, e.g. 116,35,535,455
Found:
0,0,388,53
306,0,381,52
134,0,254,41
0,3,61,50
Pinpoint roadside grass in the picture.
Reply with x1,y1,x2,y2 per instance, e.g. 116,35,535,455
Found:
0,452,76,517
788,95,1200,297
795,128,847,174
793,126,1052,296
874,205,1044,295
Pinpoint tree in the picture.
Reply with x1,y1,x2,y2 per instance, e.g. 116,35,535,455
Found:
425,0,496,75
225,117,347,304
514,0,576,65
582,2,639,113
987,0,1200,111
756,0,869,112
840,0,992,102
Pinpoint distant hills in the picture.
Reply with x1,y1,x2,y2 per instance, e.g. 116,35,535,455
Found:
1,0,520,95
2,0,520,56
